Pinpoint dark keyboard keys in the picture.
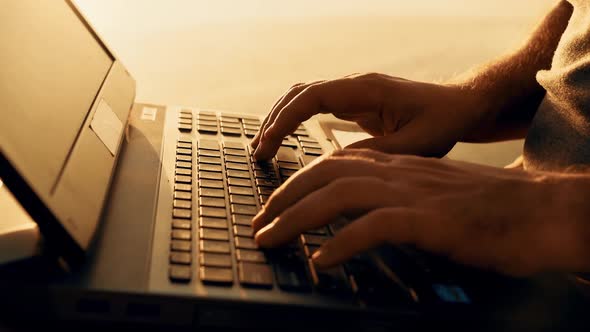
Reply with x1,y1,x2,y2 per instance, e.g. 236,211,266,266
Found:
198,171,223,180
236,249,267,263
303,147,323,156
199,188,225,198
228,186,254,196
169,265,192,283
301,234,328,246
200,207,227,218
230,194,256,206
238,262,273,288
197,125,218,134
199,217,228,229
200,228,230,241
199,197,225,208
223,141,244,149
198,156,222,165
200,266,233,285
231,204,257,216
227,177,252,187
171,240,191,252
225,155,248,164
274,258,311,292
233,225,254,237
199,179,223,189
200,240,231,254
232,214,253,226
226,169,250,179
170,252,192,265
200,253,232,268
198,149,221,157
198,163,223,172
235,236,258,250
276,146,299,164
308,263,350,294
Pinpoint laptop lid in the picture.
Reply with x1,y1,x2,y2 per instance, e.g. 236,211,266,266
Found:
0,1,135,266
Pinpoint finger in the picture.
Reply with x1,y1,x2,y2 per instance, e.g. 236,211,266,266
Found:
251,82,306,149
255,77,382,160
311,208,425,269
251,158,392,232
255,177,407,247
253,81,324,156
331,148,396,163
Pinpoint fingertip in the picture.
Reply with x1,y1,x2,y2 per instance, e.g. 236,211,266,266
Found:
253,222,274,247
311,249,332,270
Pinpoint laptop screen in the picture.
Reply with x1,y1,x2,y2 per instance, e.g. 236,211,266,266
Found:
0,1,131,263
0,1,113,195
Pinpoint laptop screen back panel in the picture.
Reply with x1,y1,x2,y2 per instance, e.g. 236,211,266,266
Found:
0,1,135,264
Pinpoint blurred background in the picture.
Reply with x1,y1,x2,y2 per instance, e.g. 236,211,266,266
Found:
76,0,557,166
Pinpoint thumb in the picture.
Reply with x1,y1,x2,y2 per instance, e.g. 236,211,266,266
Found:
346,125,455,158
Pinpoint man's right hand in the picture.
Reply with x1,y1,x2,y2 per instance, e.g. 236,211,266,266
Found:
251,73,488,160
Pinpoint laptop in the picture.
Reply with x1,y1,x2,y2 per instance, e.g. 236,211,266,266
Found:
0,1,585,330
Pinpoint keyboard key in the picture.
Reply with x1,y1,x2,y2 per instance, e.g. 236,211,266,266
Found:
231,204,257,215
221,127,242,136
173,208,191,219
198,163,223,172
223,141,244,149
172,229,191,241
199,187,225,198
176,155,192,162
279,169,297,178
199,179,223,189
297,136,318,144
174,183,191,192
200,228,230,241
199,216,228,229
200,207,227,218
197,115,217,122
178,124,192,132
232,214,253,226
303,244,321,257
176,161,192,169
219,116,240,123
303,147,323,156
233,225,254,237
175,168,192,176
173,199,191,209
198,171,223,180
170,252,192,265
257,187,275,196
225,155,248,164
281,139,298,148
293,129,308,136
177,142,192,149
276,147,299,164
235,236,258,250
177,148,192,155
273,257,311,292
175,175,192,183
174,191,192,200
200,253,232,268
229,194,256,206
180,109,193,115
243,130,257,138
242,124,261,131
200,240,230,254
197,119,218,127
198,110,216,117
178,137,192,144
236,249,267,263
277,162,301,171
200,266,234,285
227,177,252,187
301,234,328,246
255,178,278,188
308,263,350,294
172,219,191,230
259,194,270,205
171,240,191,252
197,125,218,134
253,170,276,179
226,162,249,171
198,139,219,151
300,154,318,166
229,186,254,196
238,262,274,288
224,148,247,157
169,265,191,283
198,156,222,165
179,113,193,120
219,121,241,129
198,149,221,158
242,118,261,126
199,197,226,208
301,141,322,149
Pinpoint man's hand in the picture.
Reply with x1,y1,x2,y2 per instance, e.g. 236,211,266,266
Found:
251,73,486,160
252,149,590,277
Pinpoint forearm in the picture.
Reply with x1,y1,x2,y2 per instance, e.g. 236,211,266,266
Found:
452,1,573,142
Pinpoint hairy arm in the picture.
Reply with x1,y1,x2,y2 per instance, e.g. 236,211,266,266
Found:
456,1,573,142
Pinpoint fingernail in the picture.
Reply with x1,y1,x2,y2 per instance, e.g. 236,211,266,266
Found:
311,247,328,269
254,222,273,246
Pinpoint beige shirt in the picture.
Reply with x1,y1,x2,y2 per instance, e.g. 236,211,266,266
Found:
524,0,590,171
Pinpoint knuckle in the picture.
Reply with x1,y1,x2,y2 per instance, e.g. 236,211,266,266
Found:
356,72,381,81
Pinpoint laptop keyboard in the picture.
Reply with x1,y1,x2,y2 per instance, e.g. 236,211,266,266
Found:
167,109,357,295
